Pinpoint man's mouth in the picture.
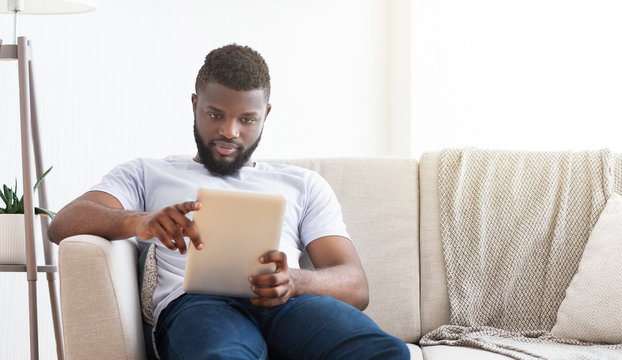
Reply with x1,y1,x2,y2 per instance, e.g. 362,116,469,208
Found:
212,141,239,156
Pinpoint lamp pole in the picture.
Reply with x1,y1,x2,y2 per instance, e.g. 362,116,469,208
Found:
7,0,23,44
1,2,95,357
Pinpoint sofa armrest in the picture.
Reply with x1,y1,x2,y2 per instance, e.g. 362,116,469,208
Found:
59,235,146,360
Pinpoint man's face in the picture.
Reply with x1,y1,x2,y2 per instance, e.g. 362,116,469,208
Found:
192,82,271,176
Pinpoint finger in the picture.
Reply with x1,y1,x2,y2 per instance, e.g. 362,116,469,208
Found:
157,214,187,254
251,283,288,299
164,205,195,230
250,295,289,308
172,229,187,254
176,201,201,214
172,203,203,250
250,272,288,288
180,226,202,250
153,224,177,251
259,251,288,270
164,204,203,252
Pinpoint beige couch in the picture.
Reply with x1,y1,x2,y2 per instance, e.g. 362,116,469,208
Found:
57,152,622,360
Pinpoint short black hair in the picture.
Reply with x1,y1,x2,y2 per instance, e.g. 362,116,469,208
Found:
195,44,271,102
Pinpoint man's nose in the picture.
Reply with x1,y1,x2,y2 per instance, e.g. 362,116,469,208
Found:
219,118,240,138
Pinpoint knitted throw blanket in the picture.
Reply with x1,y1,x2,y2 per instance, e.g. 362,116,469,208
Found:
420,148,622,359
615,154,622,195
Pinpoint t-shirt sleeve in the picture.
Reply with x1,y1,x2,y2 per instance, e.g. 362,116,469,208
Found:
299,172,350,247
89,158,146,211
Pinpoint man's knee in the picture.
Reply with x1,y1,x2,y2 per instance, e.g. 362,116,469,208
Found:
371,335,410,359
156,335,268,360
314,296,410,359
331,329,409,359
272,295,409,359
154,295,268,359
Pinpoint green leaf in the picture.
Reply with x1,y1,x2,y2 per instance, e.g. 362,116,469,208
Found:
11,191,19,209
5,195,18,213
4,189,17,212
17,196,24,213
3,184,12,204
0,190,7,208
35,207,55,219
33,166,52,191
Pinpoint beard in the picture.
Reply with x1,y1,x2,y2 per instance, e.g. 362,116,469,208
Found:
193,122,262,176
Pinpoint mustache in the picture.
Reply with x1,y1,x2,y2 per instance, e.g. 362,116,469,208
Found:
210,137,243,147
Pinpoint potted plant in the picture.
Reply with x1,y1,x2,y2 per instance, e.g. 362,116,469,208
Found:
0,167,55,264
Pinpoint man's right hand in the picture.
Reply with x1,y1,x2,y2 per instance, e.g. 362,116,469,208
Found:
48,191,204,253
134,201,203,254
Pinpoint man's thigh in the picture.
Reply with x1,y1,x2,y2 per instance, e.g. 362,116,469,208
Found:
264,295,409,360
154,294,267,360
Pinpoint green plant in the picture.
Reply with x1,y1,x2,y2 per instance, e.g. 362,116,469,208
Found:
0,166,55,218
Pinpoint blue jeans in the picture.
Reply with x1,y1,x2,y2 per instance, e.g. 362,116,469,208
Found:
154,293,409,360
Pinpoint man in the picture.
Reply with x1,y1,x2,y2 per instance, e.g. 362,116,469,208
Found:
48,44,409,359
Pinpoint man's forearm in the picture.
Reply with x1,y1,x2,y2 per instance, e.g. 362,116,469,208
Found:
291,264,369,310
48,199,143,244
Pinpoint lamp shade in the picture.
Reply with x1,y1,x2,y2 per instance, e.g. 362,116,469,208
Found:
0,0,95,14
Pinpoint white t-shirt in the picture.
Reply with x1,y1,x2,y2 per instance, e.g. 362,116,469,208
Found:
90,157,350,326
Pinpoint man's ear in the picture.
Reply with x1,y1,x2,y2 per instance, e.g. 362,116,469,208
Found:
264,104,272,121
191,93,198,112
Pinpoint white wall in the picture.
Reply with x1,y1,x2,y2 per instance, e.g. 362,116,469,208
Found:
2,0,395,212
0,1,401,358
412,0,622,158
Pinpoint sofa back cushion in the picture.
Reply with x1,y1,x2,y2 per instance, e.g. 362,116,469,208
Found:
418,151,451,335
270,158,421,343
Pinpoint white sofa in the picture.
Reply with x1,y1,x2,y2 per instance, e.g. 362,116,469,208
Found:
58,151,622,360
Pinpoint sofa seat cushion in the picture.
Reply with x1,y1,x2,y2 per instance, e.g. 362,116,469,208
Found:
405,343,423,360
421,345,513,360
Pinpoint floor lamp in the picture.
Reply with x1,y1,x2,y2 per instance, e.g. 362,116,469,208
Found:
0,1,95,360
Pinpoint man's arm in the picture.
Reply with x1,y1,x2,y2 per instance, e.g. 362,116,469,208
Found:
48,191,203,254
249,236,369,310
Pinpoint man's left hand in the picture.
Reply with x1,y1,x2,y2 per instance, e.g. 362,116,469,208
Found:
249,251,296,307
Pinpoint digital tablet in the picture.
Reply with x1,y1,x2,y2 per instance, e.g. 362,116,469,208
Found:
183,188,286,297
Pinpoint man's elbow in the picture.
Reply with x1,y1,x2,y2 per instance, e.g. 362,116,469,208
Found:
354,275,370,311
356,294,369,311
47,210,74,245
47,219,64,245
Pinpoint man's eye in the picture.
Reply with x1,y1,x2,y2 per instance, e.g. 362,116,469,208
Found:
241,118,256,124
208,113,223,120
